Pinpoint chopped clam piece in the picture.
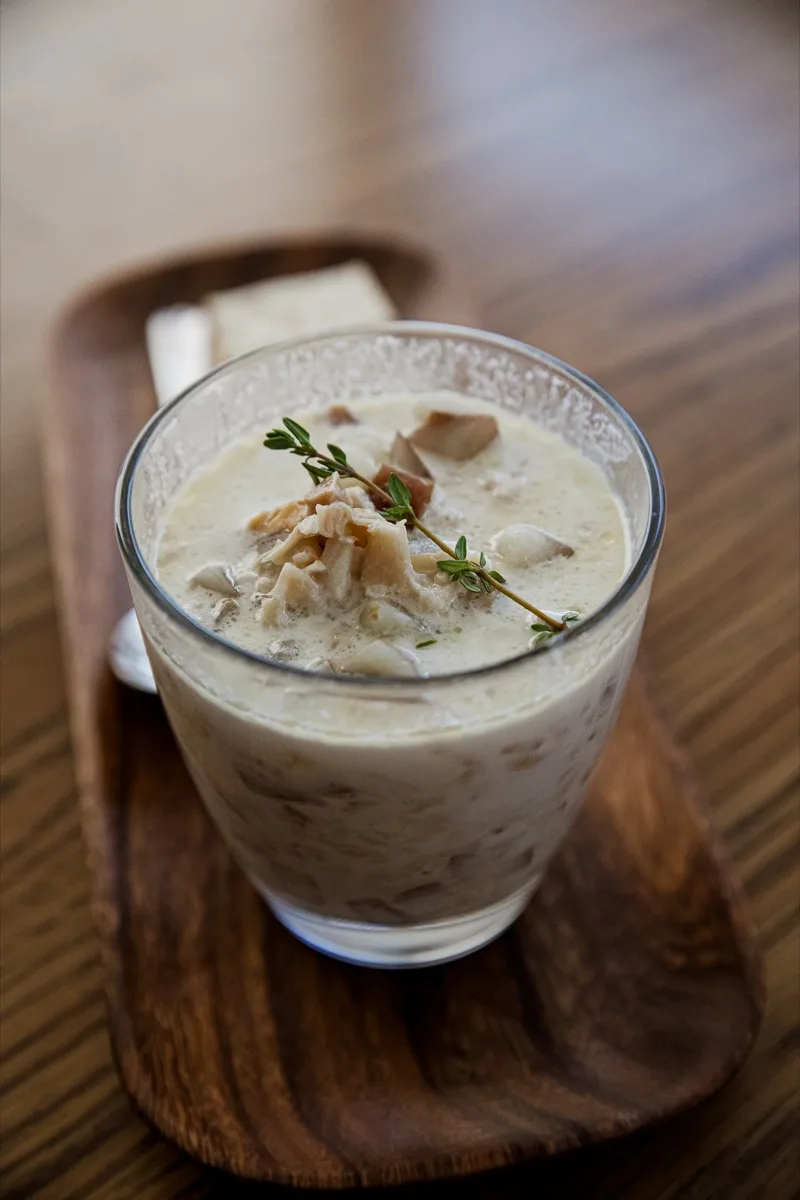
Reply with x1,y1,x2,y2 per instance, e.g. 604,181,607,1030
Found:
313,501,359,540
336,640,421,677
359,600,421,636
311,477,373,513
490,523,574,568
305,474,357,509
249,476,369,538
248,501,306,534
189,563,239,596
360,518,442,614
372,463,434,516
253,533,282,560
260,563,324,625
327,404,358,425
321,536,361,605
408,411,498,460
390,432,432,479
255,550,282,572
410,552,440,576
290,545,322,570
198,463,448,637
211,597,239,626
264,525,322,568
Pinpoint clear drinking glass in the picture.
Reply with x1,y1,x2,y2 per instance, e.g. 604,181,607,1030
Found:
115,323,665,967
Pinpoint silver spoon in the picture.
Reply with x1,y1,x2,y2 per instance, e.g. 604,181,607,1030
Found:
109,306,211,693
109,607,157,693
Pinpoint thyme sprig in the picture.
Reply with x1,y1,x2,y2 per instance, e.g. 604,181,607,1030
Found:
529,611,581,650
264,418,569,633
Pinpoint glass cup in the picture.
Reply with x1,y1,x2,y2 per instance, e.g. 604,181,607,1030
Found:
115,323,665,968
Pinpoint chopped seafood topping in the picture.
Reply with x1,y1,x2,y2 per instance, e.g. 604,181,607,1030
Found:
159,390,626,677
256,482,444,627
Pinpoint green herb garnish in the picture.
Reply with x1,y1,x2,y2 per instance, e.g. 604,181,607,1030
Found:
529,611,581,650
264,418,569,634
436,536,508,595
382,472,416,523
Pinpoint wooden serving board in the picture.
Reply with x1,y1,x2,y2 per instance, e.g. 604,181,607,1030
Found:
45,234,764,1189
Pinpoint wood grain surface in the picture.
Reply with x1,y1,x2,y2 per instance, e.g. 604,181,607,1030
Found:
1,1,798,1197
44,236,762,1187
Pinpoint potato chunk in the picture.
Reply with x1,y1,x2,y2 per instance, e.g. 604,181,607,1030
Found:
335,641,420,677
490,523,573,568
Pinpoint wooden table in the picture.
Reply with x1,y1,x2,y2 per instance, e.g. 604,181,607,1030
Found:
1,1,797,1196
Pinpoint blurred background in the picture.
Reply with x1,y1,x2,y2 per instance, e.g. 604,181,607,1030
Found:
1,1,798,1197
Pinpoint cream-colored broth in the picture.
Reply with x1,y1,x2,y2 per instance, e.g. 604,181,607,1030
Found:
156,391,628,675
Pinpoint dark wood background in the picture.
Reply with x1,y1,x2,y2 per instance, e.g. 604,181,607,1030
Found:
1,1,798,1197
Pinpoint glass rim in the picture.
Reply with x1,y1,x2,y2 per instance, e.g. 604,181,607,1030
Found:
115,321,666,689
